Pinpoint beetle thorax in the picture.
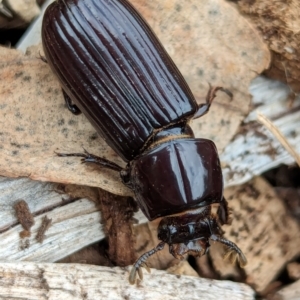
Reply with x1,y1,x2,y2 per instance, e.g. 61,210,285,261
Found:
145,123,195,152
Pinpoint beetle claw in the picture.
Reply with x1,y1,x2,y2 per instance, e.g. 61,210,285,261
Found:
128,262,151,284
137,266,144,281
142,262,151,273
128,266,138,284
210,234,247,268
129,242,165,284
223,248,247,268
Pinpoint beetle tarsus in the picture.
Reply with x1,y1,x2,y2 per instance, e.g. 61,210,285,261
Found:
39,51,48,63
55,149,123,172
223,248,247,267
210,234,247,267
63,90,81,115
129,242,165,284
193,85,233,119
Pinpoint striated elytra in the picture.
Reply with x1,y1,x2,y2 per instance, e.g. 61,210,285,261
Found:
42,0,246,284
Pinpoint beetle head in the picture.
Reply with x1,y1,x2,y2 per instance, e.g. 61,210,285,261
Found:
157,206,221,259
129,205,247,284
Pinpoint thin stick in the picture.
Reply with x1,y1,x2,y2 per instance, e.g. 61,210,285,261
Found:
257,112,300,167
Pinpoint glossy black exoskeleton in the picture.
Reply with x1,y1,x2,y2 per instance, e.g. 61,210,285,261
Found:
42,0,247,283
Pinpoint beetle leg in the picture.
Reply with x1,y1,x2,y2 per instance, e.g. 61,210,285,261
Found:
217,197,232,225
38,52,48,63
56,149,123,172
62,89,81,115
193,85,233,119
210,234,247,268
39,57,81,130
129,242,165,284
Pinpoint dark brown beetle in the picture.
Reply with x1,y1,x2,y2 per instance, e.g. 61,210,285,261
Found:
42,0,247,283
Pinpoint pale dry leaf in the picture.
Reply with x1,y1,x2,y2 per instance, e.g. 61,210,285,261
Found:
7,0,40,23
274,279,300,300
0,0,40,29
213,177,300,292
131,0,270,144
0,0,270,195
287,262,300,280
0,45,129,196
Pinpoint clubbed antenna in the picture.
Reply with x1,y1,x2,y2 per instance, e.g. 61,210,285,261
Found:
129,242,165,284
210,234,247,267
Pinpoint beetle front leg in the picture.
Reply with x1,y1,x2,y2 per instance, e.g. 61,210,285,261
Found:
193,85,233,119
38,54,80,116
62,90,81,115
39,52,48,63
210,234,247,268
217,197,232,225
56,149,123,172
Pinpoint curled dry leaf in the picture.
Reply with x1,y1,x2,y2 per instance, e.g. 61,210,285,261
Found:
0,0,270,195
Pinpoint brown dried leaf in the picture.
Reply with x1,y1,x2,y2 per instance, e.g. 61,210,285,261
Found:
99,190,137,267
0,0,270,194
167,260,199,278
14,199,34,231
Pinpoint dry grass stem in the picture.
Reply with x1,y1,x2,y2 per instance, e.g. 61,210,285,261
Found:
257,112,300,166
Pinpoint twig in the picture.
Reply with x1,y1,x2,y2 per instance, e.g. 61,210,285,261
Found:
257,112,300,167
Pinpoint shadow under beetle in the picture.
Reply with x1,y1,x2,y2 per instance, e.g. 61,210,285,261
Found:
42,0,247,284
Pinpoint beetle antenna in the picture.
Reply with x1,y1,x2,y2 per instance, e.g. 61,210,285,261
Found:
209,234,247,267
129,241,165,284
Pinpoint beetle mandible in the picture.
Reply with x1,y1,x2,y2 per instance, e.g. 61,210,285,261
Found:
42,0,247,283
